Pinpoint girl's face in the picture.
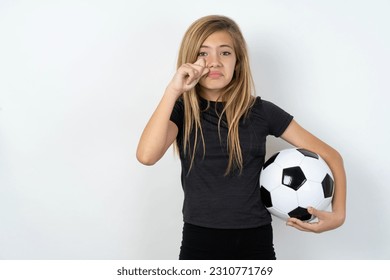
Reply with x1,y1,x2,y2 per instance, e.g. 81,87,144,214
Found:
197,31,237,101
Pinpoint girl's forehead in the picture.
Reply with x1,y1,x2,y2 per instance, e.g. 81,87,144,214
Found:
202,31,234,46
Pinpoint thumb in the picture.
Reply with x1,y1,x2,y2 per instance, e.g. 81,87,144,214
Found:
308,206,320,218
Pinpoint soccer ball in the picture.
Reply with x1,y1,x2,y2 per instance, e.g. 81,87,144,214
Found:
260,148,334,221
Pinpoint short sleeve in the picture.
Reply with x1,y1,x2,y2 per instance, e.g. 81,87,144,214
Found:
261,99,293,137
170,97,184,136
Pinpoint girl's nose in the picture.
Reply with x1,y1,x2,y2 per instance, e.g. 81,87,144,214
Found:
206,54,222,68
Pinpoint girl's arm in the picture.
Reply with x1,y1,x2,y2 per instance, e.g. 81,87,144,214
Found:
281,120,346,233
136,90,180,165
136,58,209,165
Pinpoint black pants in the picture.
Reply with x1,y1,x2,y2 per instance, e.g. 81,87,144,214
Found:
179,223,276,260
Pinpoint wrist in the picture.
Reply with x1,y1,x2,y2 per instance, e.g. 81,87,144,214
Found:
165,84,184,100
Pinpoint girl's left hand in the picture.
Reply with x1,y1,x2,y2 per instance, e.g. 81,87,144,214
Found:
286,207,345,233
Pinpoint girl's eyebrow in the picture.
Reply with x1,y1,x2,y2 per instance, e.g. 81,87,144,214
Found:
200,44,233,49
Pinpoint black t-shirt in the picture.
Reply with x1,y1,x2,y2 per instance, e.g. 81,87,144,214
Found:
170,96,293,229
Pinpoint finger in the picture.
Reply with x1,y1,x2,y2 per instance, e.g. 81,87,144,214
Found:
287,218,309,231
193,58,209,77
184,64,209,85
308,207,329,221
286,220,309,232
185,70,200,86
200,66,210,77
194,58,206,67
307,207,317,216
287,218,320,232
179,64,201,85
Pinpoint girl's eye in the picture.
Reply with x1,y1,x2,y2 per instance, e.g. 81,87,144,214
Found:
221,51,231,56
198,52,207,57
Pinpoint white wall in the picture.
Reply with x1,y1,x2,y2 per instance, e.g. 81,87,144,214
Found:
1,0,389,259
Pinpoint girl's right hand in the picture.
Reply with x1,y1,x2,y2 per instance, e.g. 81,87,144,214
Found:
167,58,210,97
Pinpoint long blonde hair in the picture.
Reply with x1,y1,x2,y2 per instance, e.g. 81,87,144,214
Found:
176,15,256,175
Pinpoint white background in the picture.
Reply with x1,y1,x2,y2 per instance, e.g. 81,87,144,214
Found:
1,0,389,259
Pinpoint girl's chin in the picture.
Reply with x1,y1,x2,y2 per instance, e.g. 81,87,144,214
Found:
199,83,228,93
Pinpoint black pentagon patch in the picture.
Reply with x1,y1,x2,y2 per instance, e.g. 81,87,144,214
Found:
322,174,334,198
260,186,273,208
288,207,312,221
263,152,279,170
297,148,319,159
282,167,306,190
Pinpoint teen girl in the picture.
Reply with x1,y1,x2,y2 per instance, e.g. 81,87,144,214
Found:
137,15,346,260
